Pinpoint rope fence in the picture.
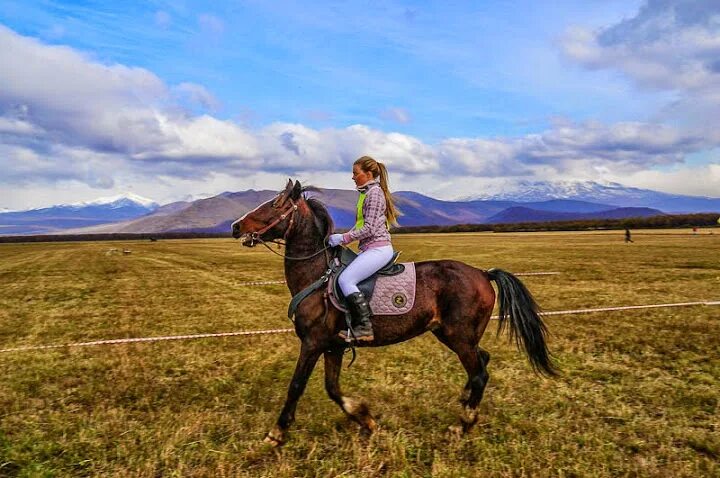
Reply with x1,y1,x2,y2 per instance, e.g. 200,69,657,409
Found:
1,300,717,354
235,271,561,287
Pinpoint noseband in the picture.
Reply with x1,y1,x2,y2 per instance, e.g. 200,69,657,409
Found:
244,198,298,246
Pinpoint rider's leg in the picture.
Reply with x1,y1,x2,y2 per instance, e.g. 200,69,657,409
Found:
337,245,394,341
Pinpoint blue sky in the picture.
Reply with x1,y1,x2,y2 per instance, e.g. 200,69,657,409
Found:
1,0,719,208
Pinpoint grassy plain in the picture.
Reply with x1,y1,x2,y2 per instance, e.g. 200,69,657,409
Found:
0,230,718,477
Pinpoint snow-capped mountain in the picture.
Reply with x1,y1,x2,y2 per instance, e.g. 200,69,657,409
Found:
0,193,159,235
63,192,158,210
175,192,215,203
460,180,720,213
459,180,622,202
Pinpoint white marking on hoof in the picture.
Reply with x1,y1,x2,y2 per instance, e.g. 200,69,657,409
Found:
342,396,363,415
460,405,479,432
263,427,284,447
461,406,478,424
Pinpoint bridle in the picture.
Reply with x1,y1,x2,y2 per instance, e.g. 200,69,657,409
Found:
240,196,333,262
243,197,298,247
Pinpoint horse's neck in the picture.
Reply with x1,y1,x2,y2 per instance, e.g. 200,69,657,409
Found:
284,230,328,295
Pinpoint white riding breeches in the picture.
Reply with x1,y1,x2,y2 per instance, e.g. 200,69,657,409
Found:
337,245,394,296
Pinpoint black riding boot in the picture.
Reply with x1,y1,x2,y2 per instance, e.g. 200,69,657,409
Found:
338,292,375,342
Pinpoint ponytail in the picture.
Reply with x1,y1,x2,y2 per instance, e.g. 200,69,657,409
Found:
376,162,401,227
354,156,401,227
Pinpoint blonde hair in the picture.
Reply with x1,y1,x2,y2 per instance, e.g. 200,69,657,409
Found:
354,156,401,227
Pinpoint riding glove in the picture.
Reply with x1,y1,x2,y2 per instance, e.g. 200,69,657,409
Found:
328,234,344,247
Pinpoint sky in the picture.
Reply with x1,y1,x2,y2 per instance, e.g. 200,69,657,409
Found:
1,0,719,209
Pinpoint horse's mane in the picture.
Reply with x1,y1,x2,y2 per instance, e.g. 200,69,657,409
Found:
301,186,334,240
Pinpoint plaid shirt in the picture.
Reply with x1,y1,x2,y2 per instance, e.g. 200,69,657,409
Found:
342,179,392,251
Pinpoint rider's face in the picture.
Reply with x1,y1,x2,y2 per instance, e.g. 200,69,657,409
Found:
352,165,373,187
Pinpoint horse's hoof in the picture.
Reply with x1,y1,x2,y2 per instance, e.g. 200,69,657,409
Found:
359,418,377,437
447,425,464,438
263,432,284,447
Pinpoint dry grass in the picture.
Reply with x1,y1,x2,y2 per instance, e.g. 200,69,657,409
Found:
0,230,718,477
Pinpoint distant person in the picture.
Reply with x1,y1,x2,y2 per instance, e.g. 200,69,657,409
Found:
327,155,401,342
624,228,633,243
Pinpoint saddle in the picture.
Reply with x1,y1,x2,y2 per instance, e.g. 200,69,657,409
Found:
329,248,417,316
287,246,414,320
331,247,404,305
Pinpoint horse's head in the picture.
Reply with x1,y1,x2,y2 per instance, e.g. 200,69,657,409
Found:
231,179,303,246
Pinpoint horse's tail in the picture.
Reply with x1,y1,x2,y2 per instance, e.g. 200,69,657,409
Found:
487,268,558,376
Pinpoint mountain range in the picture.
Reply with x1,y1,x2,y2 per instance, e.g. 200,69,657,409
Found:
1,181,719,236
459,180,720,213
0,193,158,235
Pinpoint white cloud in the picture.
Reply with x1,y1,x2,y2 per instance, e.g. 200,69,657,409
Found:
607,162,720,198
437,138,526,177
380,107,412,124
561,0,720,130
174,83,221,111
1,23,718,209
0,117,41,136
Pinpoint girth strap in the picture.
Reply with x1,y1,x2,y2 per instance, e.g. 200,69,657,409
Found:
287,268,334,319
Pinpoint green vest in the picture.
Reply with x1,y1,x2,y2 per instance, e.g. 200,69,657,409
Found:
354,192,367,230
354,192,389,229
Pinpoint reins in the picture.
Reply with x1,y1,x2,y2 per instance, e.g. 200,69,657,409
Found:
241,197,333,262
256,238,332,261
237,193,356,364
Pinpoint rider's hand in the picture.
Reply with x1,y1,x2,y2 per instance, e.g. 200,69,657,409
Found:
328,234,344,247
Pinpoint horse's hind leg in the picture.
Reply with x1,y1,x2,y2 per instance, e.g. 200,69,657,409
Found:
464,347,490,409
264,342,322,446
323,348,377,435
433,330,490,434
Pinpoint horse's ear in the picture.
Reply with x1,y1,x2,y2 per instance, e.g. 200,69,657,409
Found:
274,179,294,207
291,180,302,200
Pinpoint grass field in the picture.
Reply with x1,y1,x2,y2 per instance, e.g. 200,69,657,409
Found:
1,230,718,477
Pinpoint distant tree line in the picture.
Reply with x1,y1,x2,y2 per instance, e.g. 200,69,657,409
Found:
1,213,718,243
392,213,720,234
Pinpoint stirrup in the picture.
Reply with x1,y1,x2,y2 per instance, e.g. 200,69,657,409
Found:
338,327,374,343
338,328,353,342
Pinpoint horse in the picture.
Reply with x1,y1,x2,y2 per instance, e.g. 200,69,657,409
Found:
231,179,557,446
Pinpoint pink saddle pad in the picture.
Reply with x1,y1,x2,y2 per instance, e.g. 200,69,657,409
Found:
329,262,416,315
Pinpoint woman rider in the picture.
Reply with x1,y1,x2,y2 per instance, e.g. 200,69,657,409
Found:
328,156,401,342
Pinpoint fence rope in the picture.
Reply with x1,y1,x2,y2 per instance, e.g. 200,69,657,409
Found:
0,328,296,353
236,280,286,286
1,300,717,354
235,271,561,287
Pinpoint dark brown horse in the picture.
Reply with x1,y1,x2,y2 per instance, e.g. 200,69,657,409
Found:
232,180,557,445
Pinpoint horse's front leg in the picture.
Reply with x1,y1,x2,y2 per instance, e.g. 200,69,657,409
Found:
323,348,377,435
264,342,322,446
